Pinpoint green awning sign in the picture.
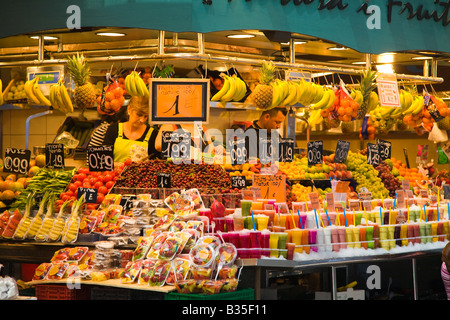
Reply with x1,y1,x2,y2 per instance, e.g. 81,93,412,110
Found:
1,0,449,54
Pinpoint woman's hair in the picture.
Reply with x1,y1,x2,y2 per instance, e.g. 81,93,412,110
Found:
128,96,149,115
442,242,450,271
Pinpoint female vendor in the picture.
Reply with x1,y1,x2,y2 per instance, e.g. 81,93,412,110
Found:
102,96,161,162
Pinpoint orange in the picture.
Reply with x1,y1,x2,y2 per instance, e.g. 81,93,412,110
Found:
110,99,122,112
105,91,115,102
350,100,359,110
342,115,352,122
345,107,353,115
113,86,124,98
337,107,346,116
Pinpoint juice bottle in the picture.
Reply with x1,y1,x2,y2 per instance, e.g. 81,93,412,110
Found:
359,226,367,249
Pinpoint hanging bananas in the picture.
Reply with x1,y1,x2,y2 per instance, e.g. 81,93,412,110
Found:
125,71,149,97
211,74,247,103
48,80,74,114
0,79,3,105
309,87,335,110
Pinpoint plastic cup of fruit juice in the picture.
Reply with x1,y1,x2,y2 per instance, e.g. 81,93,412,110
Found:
225,215,234,232
239,230,250,248
213,217,225,232
228,231,240,248
277,232,288,249
260,230,270,248
337,227,347,250
251,201,263,210
330,227,340,252
256,215,269,231
419,222,426,244
366,226,374,249
249,230,261,248
286,243,295,260
269,233,279,250
359,226,367,249
379,225,389,250
352,227,361,248
240,200,252,217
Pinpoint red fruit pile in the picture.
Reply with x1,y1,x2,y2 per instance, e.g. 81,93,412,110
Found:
114,160,232,191
58,165,124,209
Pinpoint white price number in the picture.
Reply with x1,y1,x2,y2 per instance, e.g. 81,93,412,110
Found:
4,148,30,175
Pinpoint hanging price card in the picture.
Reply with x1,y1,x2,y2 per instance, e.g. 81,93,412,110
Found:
161,131,191,163
334,140,350,163
367,143,380,166
307,140,323,165
227,135,247,165
443,185,450,200
252,174,286,202
376,73,401,108
149,78,210,124
45,143,65,169
3,148,30,175
87,145,114,172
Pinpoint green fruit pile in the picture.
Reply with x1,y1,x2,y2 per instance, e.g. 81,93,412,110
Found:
345,151,390,199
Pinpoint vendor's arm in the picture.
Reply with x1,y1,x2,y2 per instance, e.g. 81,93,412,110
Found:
102,122,119,146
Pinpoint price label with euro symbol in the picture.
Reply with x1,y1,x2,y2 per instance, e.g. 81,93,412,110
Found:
87,145,114,172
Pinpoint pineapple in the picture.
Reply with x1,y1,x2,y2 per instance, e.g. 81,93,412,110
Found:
251,61,275,109
66,53,96,115
357,69,378,119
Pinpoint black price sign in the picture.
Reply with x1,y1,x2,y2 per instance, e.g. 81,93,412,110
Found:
259,136,274,165
227,136,247,165
45,143,65,169
231,176,247,189
279,138,294,163
120,194,137,210
77,187,97,204
161,131,191,164
307,140,323,165
443,185,450,200
334,140,350,163
376,138,391,160
157,172,171,188
87,145,114,172
367,143,380,166
4,148,31,175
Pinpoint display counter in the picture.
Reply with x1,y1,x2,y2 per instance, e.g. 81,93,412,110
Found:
1,240,444,300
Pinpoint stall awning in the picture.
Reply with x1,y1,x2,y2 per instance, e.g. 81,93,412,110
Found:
1,0,450,54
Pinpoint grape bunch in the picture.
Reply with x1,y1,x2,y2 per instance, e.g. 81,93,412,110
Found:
375,161,401,198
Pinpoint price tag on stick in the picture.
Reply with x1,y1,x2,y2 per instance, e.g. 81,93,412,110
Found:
334,140,350,163
157,172,171,188
87,145,114,172
376,138,391,160
230,176,247,189
367,143,380,166
45,143,65,169
308,140,323,165
77,187,97,204
4,148,31,175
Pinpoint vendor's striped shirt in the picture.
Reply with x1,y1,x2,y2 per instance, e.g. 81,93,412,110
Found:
441,262,450,300
88,122,110,147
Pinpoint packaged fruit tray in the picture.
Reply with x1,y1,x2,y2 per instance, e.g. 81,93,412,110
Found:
165,288,254,300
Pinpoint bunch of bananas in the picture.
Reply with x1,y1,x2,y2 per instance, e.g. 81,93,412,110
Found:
125,71,149,97
350,89,363,105
399,89,413,111
368,105,400,133
211,74,247,103
402,94,424,116
306,87,336,126
270,79,299,107
49,80,74,113
296,79,329,106
24,77,52,107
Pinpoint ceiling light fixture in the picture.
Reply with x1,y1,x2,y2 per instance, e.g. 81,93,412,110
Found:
226,34,255,39
327,45,348,51
412,56,433,60
29,36,59,40
281,41,307,45
96,32,126,37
